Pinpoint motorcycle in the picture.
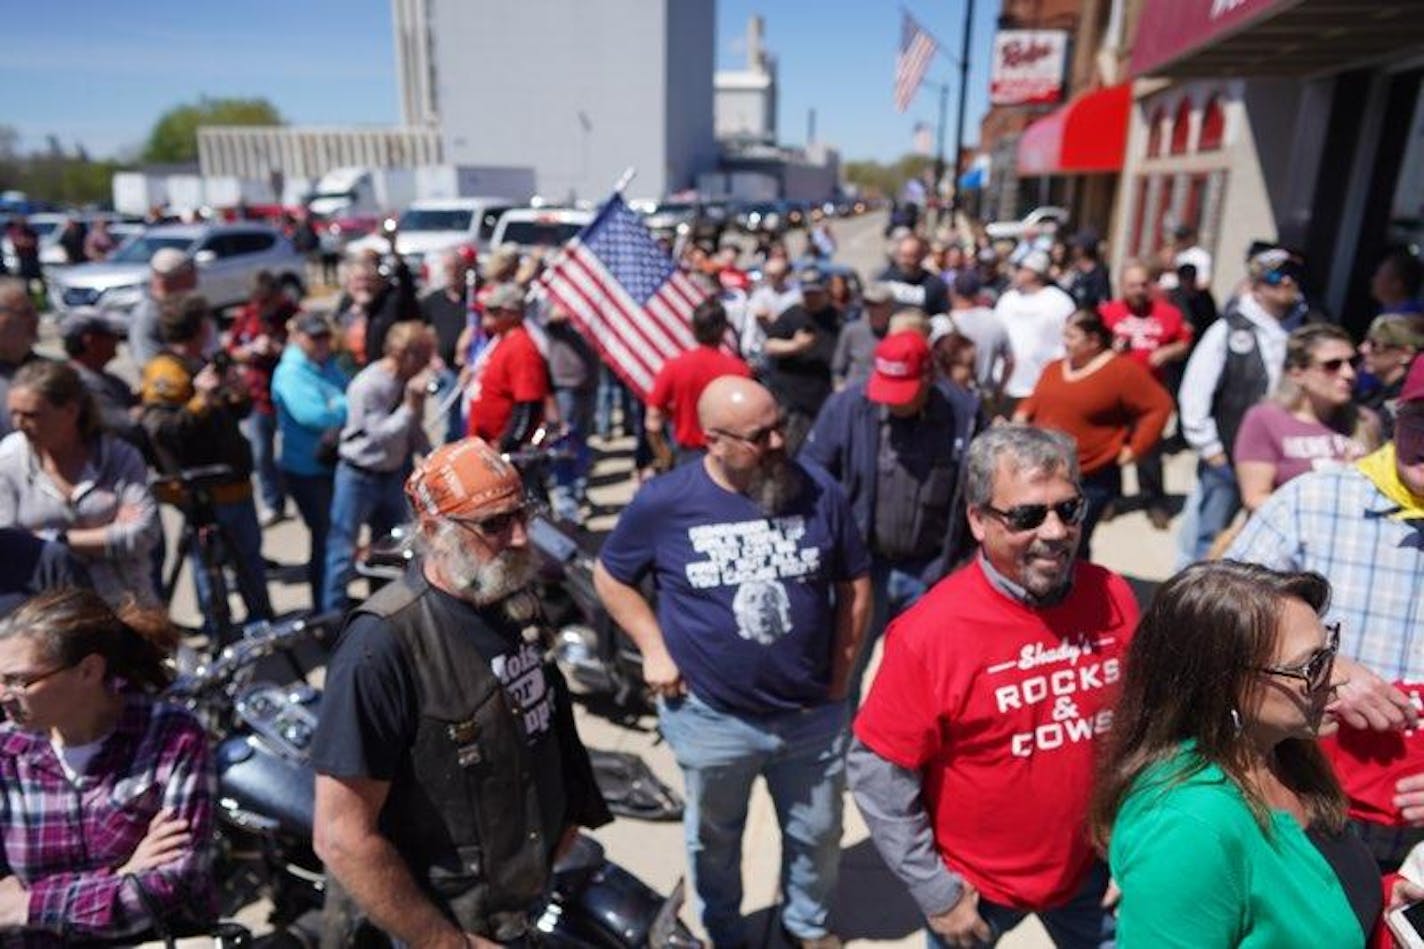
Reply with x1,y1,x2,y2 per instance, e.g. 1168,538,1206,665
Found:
169,612,698,947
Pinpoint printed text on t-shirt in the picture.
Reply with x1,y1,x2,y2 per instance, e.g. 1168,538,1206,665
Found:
988,633,1120,758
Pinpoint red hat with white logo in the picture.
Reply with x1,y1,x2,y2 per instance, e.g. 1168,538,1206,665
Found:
867,331,932,406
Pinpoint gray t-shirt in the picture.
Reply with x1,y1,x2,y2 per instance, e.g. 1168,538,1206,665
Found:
833,321,883,388
339,362,430,473
127,293,164,371
945,306,1012,390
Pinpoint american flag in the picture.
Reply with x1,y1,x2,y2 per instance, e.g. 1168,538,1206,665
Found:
895,11,938,113
912,121,933,156
538,194,708,401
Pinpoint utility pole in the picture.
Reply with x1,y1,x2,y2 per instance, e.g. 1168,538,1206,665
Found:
950,0,975,220
933,82,949,218
807,107,817,145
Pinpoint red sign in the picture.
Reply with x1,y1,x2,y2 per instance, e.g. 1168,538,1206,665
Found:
991,30,1068,106
1129,0,1300,77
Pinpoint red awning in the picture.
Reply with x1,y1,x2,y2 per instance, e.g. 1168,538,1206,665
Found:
1016,84,1131,177
1131,0,1299,77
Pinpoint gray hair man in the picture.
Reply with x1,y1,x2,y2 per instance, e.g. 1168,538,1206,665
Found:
850,425,1138,948
127,248,198,369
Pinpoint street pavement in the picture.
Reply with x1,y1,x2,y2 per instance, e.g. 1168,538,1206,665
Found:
109,209,1194,946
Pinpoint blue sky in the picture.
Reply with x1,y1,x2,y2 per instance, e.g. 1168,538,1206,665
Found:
2,0,998,164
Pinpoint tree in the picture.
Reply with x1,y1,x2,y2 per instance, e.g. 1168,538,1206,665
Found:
143,96,283,164
844,154,936,201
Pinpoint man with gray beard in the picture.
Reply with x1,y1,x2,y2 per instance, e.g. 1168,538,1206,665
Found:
311,437,610,947
595,376,872,949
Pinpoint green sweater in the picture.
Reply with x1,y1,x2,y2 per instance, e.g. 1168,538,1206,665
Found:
1109,749,1364,949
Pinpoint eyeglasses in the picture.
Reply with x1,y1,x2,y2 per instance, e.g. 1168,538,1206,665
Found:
1255,622,1340,693
0,663,74,695
980,496,1087,532
455,506,530,539
1312,357,1354,374
710,417,785,448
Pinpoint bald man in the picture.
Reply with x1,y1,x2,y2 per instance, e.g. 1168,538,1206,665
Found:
595,376,871,949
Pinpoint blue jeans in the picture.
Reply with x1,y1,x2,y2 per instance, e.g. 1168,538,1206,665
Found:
551,387,594,521
435,367,466,445
287,471,333,609
926,861,1115,949
1078,466,1122,563
595,366,633,438
1175,459,1241,568
658,693,848,947
849,557,929,706
241,411,285,515
322,462,410,613
191,497,273,625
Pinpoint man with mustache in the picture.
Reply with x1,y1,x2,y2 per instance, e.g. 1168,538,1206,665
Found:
311,438,610,947
849,425,1137,948
595,376,872,949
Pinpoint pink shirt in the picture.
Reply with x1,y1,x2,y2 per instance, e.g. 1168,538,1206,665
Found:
1233,402,1370,488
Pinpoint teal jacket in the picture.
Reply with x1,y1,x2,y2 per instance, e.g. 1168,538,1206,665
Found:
1110,746,1365,948
271,344,349,477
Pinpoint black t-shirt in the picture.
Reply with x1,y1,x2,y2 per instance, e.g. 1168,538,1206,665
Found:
876,265,949,315
766,303,838,415
311,584,568,853
420,288,468,368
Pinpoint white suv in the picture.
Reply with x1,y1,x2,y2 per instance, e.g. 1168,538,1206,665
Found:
347,197,520,284
49,223,307,313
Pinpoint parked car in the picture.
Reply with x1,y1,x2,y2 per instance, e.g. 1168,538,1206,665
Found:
984,206,1070,242
734,201,786,236
348,197,519,283
48,222,306,314
633,199,728,247
2,211,68,271
489,207,593,255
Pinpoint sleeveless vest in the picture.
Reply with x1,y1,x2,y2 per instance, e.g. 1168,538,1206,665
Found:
1209,303,1270,462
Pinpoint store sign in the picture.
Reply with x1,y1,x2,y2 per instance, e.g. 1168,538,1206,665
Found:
991,30,1068,106
1129,0,1294,77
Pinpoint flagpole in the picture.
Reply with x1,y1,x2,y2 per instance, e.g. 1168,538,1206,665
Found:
933,80,949,226
949,0,975,221
613,166,638,195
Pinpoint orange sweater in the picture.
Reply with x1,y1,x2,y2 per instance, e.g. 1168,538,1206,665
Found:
1017,355,1173,475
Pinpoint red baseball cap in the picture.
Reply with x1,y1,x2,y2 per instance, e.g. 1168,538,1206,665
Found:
867,331,932,406
1396,357,1424,466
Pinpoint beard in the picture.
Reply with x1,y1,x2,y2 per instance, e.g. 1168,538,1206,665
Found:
1016,536,1079,603
439,533,537,606
746,452,802,515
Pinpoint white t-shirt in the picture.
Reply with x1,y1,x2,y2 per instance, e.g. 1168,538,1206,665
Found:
994,285,1076,398
1173,246,1213,289
51,733,110,784
945,306,1012,390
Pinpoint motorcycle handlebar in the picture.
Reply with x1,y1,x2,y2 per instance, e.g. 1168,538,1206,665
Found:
168,610,346,697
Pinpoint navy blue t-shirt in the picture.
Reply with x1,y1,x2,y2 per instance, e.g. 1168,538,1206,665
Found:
599,460,870,716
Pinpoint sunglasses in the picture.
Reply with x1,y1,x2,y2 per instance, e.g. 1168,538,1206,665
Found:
1255,622,1339,693
1312,357,1354,374
981,496,1087,532
456,506,530,538
710,417,786,448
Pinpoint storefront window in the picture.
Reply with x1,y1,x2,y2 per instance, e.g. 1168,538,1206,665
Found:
1170,99,1193,155
1200,96,1225,152
1388,78,1424,252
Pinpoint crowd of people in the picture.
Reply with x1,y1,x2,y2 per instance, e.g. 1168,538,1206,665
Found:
0,202,1421,949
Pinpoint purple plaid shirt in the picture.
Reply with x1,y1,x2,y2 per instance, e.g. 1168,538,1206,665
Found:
0,691,216,944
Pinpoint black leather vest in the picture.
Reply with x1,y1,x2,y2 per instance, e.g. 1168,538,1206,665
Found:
350,569,550,939
1209,303,1270,462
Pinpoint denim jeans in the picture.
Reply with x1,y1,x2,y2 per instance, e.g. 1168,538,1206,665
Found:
434,366,466,445
551,387,594,521
1175,459,1241,568
241,411,285,515
658,693,848,947
926,861,1115,949
849,557,929,706
1078,466,1122,562
322,462,410,613
287,471,333,609
595,366,633,437
191,497,273,626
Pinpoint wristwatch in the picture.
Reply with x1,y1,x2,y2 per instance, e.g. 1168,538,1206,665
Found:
55,528,69,546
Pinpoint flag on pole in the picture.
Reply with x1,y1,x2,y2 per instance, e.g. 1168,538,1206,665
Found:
912,121,933,156
538,193,709,401
895,11,937,113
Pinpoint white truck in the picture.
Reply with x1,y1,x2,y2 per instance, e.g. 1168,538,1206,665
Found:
306,166,418,218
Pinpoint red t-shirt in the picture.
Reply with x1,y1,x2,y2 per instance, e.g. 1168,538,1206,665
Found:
647,346,752,448
855,560,1139,910
1320,681,1424,827
466,325,550,442
1098,298,1192,380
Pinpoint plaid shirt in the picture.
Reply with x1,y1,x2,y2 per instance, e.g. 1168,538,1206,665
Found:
1228,467,1424,864
0,691,216,945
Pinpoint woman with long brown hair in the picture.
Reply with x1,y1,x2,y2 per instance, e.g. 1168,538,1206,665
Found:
0,360,161,608
1090,561,1396,947
0,588,215,941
